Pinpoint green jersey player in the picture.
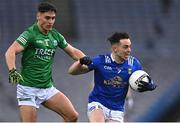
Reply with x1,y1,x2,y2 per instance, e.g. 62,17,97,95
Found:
5,2,87,122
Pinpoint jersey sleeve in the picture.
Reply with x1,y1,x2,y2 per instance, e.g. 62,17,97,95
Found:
56,32,68,49
88,55,101,70
16,30,32,48
133,57,143,70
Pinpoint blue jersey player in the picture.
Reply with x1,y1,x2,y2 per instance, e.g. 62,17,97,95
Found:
68,32,156,122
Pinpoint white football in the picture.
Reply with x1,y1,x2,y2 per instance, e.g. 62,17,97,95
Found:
129,70,150,92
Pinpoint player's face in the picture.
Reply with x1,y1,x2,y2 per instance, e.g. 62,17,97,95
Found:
115,38,131,60
37,11,56,34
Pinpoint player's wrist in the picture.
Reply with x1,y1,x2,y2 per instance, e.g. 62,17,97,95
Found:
9,68,16,73
79,56,92,65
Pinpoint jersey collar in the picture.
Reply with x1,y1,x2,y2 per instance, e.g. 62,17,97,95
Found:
110,53,115,62
110,53,125,64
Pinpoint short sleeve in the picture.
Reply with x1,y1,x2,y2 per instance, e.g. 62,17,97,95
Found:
88,55,101,70
57,32,68,49
16,30,32,48
133,57,143,70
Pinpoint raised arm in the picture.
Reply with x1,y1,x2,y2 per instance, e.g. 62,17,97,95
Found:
68,56,92,75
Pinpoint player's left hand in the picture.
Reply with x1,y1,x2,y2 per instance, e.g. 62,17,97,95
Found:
9,68,24,85
138,76,157,92
79,56,92,65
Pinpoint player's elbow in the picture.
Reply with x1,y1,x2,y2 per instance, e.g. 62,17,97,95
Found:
68,68,83,75
68,68,77,75
5,48,12,59
5,51,8,58
68,69,74,75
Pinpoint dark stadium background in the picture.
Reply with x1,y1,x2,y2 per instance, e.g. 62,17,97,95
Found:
0,0,179,122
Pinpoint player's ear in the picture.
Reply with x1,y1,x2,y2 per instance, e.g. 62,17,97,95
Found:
111,45,117,53
36,12,40,20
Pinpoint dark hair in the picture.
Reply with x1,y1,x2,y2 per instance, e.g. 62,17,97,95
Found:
108,32,130,45
38,2,57,13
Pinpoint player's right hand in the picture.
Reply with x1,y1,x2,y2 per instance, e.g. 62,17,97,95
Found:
9,68,24,85
79,56,92,65
138,76,157,92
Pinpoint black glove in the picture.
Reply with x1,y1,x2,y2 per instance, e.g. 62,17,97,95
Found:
9,68,24,85
79,56,92,65
138,76,157,92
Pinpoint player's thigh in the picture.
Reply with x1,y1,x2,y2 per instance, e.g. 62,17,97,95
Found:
106,110,124,123
19,105,37,122
42,91,78,117
88,108,105,122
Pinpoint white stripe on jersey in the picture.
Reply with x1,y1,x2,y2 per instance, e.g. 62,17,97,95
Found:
128,56,134,66
105,55,111,63
18,37,27,45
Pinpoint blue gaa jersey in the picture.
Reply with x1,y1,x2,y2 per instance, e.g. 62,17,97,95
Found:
88,54,142,111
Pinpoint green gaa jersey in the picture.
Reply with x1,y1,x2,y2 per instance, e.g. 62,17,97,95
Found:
16,23,68,88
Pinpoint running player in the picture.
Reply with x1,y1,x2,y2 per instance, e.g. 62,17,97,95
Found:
5,2,87,122
68,32,157,122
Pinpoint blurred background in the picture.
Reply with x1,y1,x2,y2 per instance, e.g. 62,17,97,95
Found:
0,0,180,122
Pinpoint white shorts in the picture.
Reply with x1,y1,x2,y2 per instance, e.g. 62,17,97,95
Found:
17,84,59,108
88,101,124,123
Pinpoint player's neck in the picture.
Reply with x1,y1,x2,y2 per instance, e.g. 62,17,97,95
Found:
37,22,49,35
111,53,124,64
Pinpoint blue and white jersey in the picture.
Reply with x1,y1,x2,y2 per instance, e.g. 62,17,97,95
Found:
88,54,142,111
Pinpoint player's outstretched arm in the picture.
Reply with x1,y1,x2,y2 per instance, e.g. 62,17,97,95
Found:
68,56,92,75
64,44,86,61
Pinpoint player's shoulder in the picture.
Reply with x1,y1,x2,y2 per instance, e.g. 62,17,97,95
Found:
127,55,141,66
23,25,33,34
23,23,38,37
51,28,59,33
27,23,37,32
93,54,111,63
51,28,65,38
18,24,36,39
51,28,60,35
128,55,140,61
94,54,110,59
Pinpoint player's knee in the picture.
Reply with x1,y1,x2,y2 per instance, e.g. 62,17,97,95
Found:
64,111,79,122
70,111,79,122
